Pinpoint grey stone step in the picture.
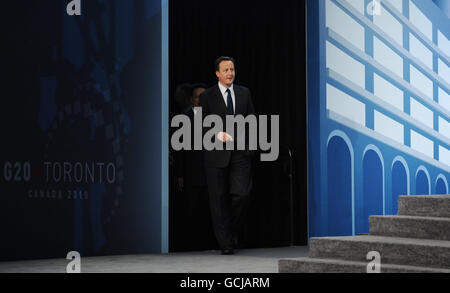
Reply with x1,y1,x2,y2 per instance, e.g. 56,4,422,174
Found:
398,195,450,218
369,215,450,241
308,235,450,269
278,257,450,273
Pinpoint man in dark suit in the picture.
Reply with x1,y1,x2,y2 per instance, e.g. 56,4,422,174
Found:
199,56,255,255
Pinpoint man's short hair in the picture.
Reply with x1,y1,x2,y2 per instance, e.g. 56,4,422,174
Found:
190,83,207,96
215,56,236,72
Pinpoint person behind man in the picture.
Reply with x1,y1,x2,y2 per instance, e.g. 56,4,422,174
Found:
176,83,216,251
199,56,255,255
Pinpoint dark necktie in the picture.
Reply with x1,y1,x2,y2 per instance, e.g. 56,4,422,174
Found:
226,89,234,115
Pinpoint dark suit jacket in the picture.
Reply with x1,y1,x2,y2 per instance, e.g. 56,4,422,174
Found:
199,84,256,168
175,107,207,186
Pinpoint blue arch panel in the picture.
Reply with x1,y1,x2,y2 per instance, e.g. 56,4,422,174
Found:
416,170,430,195
327,136,352,236
391,161,408,215
360,150,383,234
436,178,447,194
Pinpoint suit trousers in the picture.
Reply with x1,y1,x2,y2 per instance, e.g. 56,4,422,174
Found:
183,184,216,250
205,151,252,250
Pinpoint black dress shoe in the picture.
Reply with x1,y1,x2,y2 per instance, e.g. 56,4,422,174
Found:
221,248,234,255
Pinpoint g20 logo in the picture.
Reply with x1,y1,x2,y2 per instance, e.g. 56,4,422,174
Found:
3,162,31,182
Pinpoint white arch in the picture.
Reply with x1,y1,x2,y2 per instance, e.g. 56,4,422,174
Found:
435,174,449,194
391,156,411,196
327,130,355,236
415,166,431,195
362,144,386,215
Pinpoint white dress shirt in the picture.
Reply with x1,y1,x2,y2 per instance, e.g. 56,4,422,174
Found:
218,82,235,113
193,107,200,115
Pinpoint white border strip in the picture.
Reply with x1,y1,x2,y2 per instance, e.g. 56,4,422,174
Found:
161,0,169,254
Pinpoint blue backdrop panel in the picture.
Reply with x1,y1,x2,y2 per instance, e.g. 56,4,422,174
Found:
307,0,450,238
1,0,168,261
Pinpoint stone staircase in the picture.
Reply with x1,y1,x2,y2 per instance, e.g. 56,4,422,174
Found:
279,195,450,273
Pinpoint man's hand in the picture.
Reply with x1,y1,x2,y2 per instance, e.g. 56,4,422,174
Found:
217,132,233,142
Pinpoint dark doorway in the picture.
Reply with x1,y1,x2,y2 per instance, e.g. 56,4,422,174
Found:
169,0,307,251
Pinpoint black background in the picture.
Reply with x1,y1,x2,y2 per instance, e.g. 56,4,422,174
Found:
169,0,308,251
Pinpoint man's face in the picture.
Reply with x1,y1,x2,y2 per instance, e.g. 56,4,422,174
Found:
216,61,235,88
191,87,205,107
